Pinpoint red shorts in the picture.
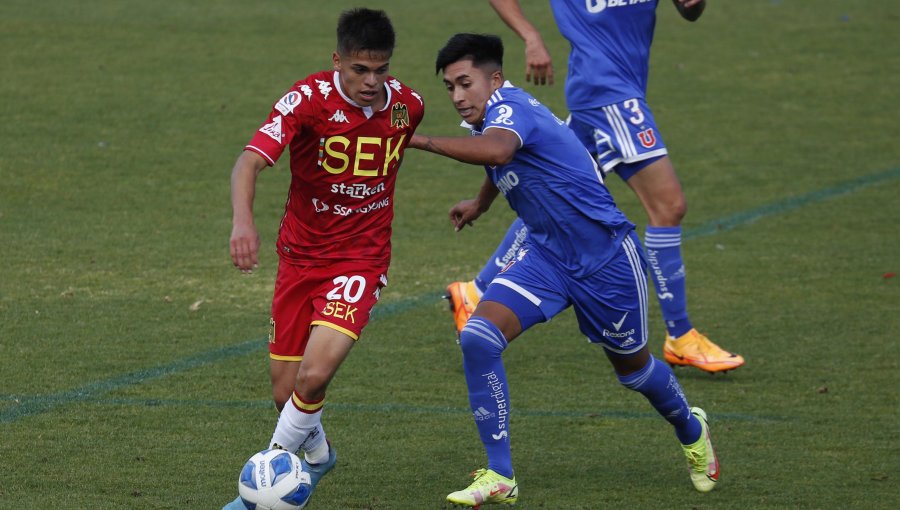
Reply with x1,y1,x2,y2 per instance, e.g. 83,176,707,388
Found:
269,258,389,361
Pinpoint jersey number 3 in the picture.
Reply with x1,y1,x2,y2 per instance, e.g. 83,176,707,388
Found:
624,99,645,125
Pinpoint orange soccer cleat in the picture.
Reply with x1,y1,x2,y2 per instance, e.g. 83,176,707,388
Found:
445,281,481,339
663,329,744,373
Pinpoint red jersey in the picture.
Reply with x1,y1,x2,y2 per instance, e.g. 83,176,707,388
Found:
245,70,424,266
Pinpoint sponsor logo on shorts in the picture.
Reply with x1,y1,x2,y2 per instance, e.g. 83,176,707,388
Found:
602,328,636,339
612,312,628,331
322,301,358,323
493,226,528,268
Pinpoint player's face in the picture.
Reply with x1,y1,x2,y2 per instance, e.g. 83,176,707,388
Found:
333,50,391,109
442,60,503,125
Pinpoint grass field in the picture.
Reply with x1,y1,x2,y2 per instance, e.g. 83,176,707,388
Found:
1,0,898,508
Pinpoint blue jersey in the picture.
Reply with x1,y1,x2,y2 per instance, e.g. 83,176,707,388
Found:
550,0,658,109
472,83,634,277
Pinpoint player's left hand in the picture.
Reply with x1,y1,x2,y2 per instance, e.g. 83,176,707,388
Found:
674,0,706,21
449,199,483,231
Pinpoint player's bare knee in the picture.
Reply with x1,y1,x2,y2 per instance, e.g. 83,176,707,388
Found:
295,367,331,400
649,196,687,226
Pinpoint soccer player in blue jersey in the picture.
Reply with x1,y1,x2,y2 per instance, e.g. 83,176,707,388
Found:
444,0,744,374
409,33,718,507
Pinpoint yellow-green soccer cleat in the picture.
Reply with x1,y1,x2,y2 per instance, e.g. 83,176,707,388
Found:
445,281,481,339
446,468,518,508
663,329,745,373
682,407,720,492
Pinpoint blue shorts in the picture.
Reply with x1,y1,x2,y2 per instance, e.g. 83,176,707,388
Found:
481,232,649,355
567,97,668,182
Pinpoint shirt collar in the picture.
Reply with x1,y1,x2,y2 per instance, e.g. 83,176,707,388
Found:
333,70,393,119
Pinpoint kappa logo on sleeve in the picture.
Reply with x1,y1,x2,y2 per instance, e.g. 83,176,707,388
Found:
316,79,333,99
274,91,302,116
259,115,283,142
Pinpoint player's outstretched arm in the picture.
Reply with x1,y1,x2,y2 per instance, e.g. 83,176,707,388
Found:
449,177,500,232
409,129,520,167
489,0,554,85
673,0,706,22
230,150,267,273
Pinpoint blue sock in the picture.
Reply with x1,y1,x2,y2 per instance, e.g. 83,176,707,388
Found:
644,226,693,337
474,218,529,293
459,317,514,478
618,355,701,445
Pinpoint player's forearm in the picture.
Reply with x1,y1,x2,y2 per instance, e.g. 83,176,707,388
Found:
412,134,514,167
474,176,500,212
489,0,544,45
230,151,265,225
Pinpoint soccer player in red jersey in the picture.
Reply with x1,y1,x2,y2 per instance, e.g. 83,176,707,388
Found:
224,8,423,508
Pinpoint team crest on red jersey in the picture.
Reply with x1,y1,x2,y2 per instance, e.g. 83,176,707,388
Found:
390,102,409,129
637,128,657,148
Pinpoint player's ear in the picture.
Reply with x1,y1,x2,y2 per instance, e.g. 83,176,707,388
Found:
491,69,504,89
332,52,341,71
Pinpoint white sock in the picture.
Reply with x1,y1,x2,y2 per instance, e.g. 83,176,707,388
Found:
303,434,330,464
268,392,327,456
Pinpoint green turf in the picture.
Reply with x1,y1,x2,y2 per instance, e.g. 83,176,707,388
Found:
1,0,898,508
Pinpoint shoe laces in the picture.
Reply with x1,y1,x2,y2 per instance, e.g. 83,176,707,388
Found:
468,468,490,484
683,437,708,472
690,331,727,356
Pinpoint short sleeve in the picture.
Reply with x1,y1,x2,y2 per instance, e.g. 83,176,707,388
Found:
244,83,314,165
482,101,534,148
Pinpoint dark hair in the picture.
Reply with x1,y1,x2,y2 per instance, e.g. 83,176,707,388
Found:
336,8,395,56
435,33,503,74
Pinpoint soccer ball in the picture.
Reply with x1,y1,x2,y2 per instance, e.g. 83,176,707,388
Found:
238,449,312,510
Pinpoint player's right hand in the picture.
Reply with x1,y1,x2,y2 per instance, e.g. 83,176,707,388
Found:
230,223,260,273
525,39,553,86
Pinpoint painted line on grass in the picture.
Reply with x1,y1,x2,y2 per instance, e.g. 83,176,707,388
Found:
77,397,785,423
684,167,900,240
0,339,262,423
2,167,897,424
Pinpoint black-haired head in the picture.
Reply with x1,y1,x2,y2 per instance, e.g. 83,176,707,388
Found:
435,33,503,74
337,8,396,57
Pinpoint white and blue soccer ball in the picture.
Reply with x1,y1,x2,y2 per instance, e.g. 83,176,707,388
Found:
238,449,312,510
